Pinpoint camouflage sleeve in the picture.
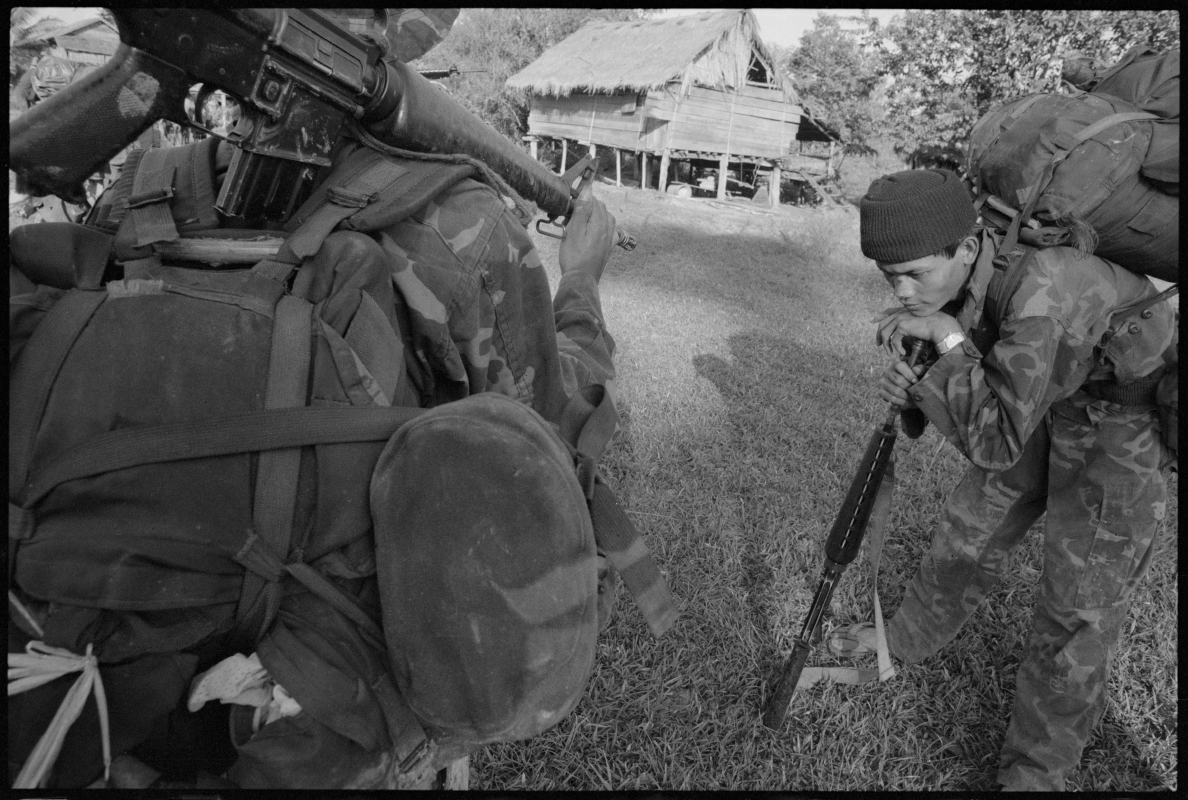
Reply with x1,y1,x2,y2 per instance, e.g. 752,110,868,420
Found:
377,177,614,422
553,270,616,397
910,315,1095,471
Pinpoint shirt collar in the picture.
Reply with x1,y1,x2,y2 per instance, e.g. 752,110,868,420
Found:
954,228,1001,332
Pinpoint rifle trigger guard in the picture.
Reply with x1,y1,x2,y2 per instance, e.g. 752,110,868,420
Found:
536,217,566,240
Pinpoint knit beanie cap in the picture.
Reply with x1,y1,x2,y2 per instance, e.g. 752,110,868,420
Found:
859,169,976,263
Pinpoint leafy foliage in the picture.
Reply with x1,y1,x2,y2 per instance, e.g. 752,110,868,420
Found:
410,8,650,141
782,9,1180,155
779,12,886,145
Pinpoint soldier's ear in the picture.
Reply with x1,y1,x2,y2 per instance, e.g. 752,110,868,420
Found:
960,234,979,265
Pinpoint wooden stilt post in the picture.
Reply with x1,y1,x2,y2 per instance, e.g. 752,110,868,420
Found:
770,162,781,209
642,151,650,190
616,149,621,187
717,151,729,200
560,139,568,176
530,138,538,161
659,149,671,193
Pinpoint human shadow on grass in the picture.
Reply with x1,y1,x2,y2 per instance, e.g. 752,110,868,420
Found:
605,216,885,316
692,330,885,672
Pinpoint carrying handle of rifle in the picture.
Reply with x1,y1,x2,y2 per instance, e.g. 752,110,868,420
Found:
534,155,636,251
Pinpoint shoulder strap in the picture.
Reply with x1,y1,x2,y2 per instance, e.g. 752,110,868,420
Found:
111,137,222,271
253,145,475,288
234,294,314,642
986,244,1037,327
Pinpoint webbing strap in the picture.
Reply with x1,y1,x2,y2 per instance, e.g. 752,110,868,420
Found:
986,246,1037,327
560,384,619,496
16,406,423,509
558,385,680,638
589,484,679,638
236,534,430,767
796,456,898,690
286,161,408,260
236,295,314,641
127,150,180,248
9,291,107,502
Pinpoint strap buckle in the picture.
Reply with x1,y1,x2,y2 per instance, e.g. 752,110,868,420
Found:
124,186,175,210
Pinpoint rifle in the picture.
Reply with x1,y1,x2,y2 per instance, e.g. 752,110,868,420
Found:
761,339,925,730
418,66,487,80
9,9,633,249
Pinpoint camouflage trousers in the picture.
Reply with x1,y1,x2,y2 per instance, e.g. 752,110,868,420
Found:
886,393,1170,791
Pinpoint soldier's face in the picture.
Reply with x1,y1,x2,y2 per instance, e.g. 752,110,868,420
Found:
876,237,977,316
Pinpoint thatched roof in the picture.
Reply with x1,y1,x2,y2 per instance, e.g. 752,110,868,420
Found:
506,10,799,103
14,17,116,46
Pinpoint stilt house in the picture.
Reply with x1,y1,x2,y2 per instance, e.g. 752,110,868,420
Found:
505,9,837,205
15,17,120,66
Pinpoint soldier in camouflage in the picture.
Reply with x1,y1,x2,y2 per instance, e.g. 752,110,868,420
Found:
856,170,1175,791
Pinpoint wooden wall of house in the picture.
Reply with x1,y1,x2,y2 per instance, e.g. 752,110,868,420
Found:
526,82,804,159
526,92,644,151
642,83,802,158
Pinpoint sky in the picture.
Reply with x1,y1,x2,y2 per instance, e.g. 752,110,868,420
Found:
655,8,905,48
33,8,905,51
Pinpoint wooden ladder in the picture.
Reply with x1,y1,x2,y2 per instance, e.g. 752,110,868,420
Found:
793,170,842,206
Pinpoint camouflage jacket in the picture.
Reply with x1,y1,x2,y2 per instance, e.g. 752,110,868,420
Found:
907,228,1177,472
373,175,615,425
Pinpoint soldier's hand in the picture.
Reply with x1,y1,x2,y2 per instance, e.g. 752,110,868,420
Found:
559,184,615,283
878,361,925,408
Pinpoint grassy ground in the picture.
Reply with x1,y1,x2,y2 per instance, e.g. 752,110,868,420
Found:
469,184,1178,791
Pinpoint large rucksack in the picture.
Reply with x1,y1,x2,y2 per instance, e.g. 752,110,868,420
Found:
966,47,1179,283
8,139,678,788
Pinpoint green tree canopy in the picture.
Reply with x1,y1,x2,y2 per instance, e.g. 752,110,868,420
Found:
780,9,1179,156
875,9,1181,152
780,12,886,145
411,8,649,142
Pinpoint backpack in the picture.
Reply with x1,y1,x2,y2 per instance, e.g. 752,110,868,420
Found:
8,140,679,788
1064,45,1179,189
966,45,1179,283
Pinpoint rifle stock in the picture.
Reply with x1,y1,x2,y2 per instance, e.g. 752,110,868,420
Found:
10,43,192,203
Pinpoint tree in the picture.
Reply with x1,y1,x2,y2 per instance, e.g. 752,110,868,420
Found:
410,8,650,141
875,9,1181,152
781,12,887,146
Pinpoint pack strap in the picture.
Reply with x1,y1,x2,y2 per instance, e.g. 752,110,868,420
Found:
235,295,314,642
249,157,410,287
986,245,1038,327
235,532,430,769
15,406,423,510
9,290,107,502
559,386,680,639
